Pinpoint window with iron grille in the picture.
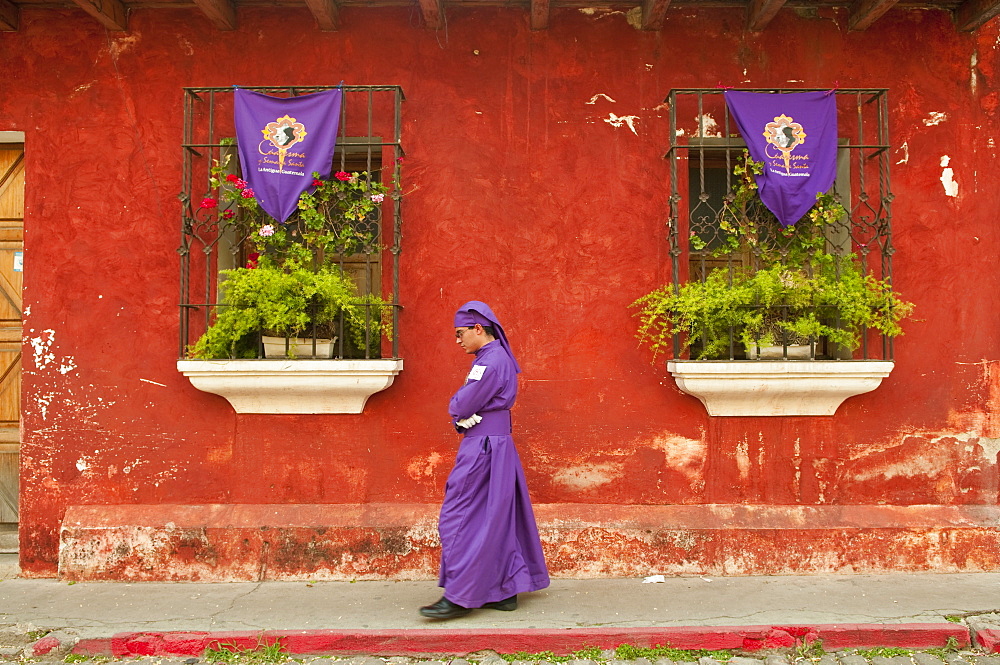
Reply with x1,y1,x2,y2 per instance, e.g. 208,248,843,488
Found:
178,85,403,360
659,88,901,361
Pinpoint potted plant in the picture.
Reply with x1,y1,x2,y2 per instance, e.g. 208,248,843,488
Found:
632,152,913,361
187,158,393,360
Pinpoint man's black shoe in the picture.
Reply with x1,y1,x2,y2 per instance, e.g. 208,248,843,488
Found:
419,597,472,619
480,595,517,611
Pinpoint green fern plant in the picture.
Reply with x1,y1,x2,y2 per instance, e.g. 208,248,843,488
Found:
633,152,913,360
188,258,391,359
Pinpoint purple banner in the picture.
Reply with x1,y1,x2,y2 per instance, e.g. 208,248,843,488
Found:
234,88,343,223
724,90,838,227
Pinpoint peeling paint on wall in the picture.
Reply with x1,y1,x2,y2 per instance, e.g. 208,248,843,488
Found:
577,7,632,20
940,155,959,197
552,462,624,490
26,328,77,375
972,52,979,95
406,452,443,480
586,93,616,104
924,112,948,126
646,432,707,494
896,141,909,165
735,437,750,481
604,113,639,135
108,34,141,59
28,329,57,370
695,114,722,138
849,432,977,483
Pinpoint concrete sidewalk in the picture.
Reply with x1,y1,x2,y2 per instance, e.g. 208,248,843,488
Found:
2,555,1000,659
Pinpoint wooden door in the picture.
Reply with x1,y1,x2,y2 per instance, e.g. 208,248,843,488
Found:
0,144,23,525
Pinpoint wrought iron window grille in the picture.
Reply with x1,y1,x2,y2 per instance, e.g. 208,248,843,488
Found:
178,85,404,361
663,88,896,361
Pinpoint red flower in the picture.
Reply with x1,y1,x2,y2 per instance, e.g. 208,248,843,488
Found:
312,178,323,187
200,197,218,209
226,174,239,183
246,252,260,269
222,209,236,220
335,171,351,181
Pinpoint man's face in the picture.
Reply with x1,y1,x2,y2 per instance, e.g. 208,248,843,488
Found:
455,325,489,354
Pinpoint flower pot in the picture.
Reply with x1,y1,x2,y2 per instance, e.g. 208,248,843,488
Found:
746,343,813,360
262,335,338,359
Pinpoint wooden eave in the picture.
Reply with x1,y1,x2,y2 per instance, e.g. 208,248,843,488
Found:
530,0,550,29
192,0,235,29
303,0,338,29
848,0,901,29
746,0,787,30
417,0,443,28
954,0,1000,29
0,0,980,32
70,0,127,29
0,0,17,29
642,0,671,28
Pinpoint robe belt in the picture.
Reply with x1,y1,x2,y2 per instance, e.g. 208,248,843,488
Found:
463,410,512,437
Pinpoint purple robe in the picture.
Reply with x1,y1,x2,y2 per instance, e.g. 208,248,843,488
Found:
438,340,550,608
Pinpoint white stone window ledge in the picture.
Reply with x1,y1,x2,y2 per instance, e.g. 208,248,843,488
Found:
177,359,404,414
667,360,894,416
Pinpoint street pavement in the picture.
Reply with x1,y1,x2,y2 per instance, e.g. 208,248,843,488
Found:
3,554,1000,662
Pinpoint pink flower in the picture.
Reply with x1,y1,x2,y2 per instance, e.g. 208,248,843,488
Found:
370,193,385,203
200,197,218,209
312,178,323,187
395,157,404,164
241,188,255,199
335,171,351,181
222,209,236,220
259,224,275,237
234,179,247,190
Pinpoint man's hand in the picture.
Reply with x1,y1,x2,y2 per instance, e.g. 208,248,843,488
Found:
456,413,483,429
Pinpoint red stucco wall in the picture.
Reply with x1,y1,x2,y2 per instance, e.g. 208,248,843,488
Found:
2,5,1000,577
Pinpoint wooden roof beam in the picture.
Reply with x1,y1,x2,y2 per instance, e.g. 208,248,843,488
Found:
0,0,17,30
954,0,1000,30
746,0,787,30
530,0,550,29
848,0,900,30
70,0,127,31
305,0,339,30
418,0,443,29
641,0,670,29
194,0,236,30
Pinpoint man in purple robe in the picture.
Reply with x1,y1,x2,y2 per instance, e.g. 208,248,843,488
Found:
419,301,551,620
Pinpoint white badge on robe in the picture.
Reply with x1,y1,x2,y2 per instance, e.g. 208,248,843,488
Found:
467,365,486,381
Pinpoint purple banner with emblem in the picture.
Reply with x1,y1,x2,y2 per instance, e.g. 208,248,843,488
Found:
234,88,343,223
724,90,838,227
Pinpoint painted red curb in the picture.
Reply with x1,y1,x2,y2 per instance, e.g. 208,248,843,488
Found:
974,629,1000,653
68,624,970,657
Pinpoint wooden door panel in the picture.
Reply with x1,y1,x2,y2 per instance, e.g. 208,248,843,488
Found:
0,445,16,522
0,144,23,525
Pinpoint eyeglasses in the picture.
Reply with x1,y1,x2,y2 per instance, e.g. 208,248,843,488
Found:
455,327,475,339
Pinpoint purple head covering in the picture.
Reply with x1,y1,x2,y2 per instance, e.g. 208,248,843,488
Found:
454,301,521,374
